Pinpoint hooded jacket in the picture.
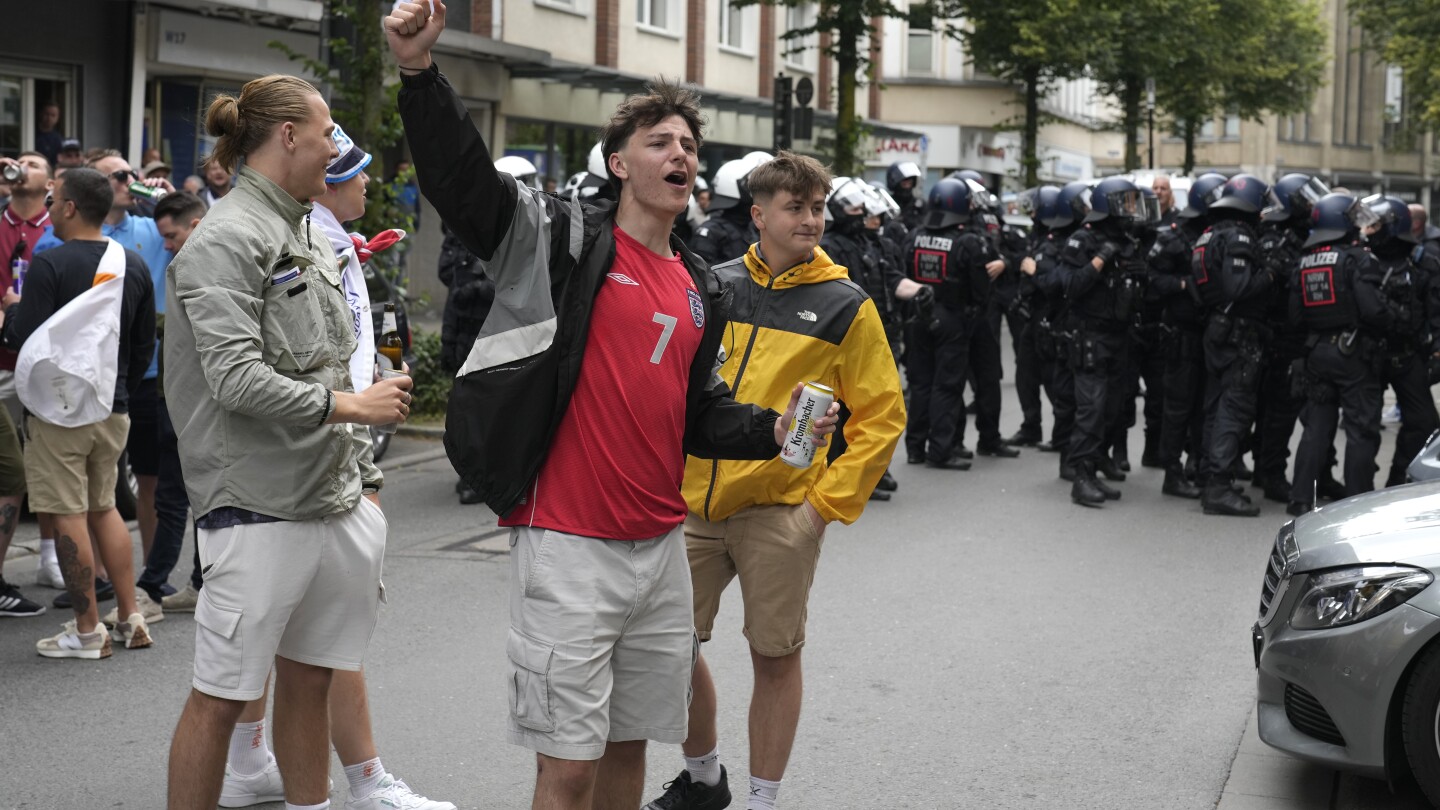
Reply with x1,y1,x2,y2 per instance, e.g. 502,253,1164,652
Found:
399,65,781,517
683,245,906,525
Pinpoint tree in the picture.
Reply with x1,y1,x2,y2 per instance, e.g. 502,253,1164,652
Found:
956,0,1104,186
1090,0,1198,172
737,0,964,175
271,0,414,269
1350,0,1440,134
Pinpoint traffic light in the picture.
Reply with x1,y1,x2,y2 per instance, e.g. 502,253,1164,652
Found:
773,75,793,153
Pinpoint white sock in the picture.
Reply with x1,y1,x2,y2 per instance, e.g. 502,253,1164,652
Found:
684,746,722,787
284,803,329,810
39,537,56,565
747,776,781,810
228,720,271,777
344,756,386,799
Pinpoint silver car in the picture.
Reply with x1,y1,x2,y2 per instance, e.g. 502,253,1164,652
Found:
1253,482,1440,803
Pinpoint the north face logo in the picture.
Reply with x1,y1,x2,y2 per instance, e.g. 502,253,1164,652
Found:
797,310,817,322
607,273,639,286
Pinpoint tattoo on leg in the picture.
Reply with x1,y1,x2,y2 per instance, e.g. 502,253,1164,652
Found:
0,504,19,538
56,534,92,616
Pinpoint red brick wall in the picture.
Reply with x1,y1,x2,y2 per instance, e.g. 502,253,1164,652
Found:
818,31,831,111
596,0,619,68
868,15,882,119
472,0,491,36
686,0,705,83
758,3,774,98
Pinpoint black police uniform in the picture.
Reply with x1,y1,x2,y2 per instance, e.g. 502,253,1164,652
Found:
1116,223,1165,468
1030,225,1077,472
1249,223,1308,500
903,218,1001,465
1062,223,1142,484
1289,238,1388,504
1192,215,1272,507
995,219,1046,444
691,210,757,267
1147,217,1208,496
1371,243,1440,486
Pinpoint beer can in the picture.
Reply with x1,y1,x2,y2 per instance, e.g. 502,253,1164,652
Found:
127,181,166,200
779,382,834,469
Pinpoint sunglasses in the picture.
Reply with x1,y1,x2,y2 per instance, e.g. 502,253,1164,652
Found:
109,169,138,184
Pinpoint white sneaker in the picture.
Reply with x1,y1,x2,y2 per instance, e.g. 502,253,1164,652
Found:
346,774,456,810
36,619,111,659
108,612,154,649
219,755,285,808
102,591,164,626
1385,404,1403,423
162,583,200,612
36,557,64,589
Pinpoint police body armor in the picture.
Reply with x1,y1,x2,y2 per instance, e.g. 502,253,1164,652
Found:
691,212,755,266
1063,226,1139,329
906,224,994,312
823,229,896,326
1373,254,1427,353
1192,220,1263,315
1296,242,1365,334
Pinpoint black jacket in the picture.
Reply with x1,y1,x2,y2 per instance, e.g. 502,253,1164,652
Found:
399,65,780,515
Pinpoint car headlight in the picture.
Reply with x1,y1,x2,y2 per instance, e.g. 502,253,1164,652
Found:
1290,566,1433,630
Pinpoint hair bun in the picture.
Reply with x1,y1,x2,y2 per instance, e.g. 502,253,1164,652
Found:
205,95,242,138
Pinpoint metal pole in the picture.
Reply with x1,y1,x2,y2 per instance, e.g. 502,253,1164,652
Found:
1146,79,1156,171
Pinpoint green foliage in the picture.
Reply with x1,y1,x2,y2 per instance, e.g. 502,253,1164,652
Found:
270,0,414,270
407,329,453,418
1351,0,1440,135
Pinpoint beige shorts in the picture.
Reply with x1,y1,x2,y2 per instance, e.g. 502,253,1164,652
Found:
24,412,129,515
686,503,826,657
507,525,696,760
191,499,388,701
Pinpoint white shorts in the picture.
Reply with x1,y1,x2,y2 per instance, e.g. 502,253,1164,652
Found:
507,525,697,760
191,499,388,701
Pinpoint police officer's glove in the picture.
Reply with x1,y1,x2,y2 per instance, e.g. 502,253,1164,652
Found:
1095,241,1119,267
913,285,935,305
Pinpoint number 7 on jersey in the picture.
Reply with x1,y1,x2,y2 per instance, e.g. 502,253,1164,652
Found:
649,312,678,364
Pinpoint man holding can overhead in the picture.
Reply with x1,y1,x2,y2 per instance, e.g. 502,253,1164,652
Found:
646,152,905,810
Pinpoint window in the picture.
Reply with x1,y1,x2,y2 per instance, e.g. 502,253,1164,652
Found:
535,0,584,16
719,0,748,51
783,3,817,71
907,29,934,75
638,0,676,33
1223,114,1240,139
0,62,76,162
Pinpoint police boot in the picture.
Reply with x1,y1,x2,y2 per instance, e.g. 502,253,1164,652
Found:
1316,475,1347,502
1005,428,1042,447
926,453,972,471
1231,457,1253,482
1096,456,1127,482
1162,466,1201,499
977,441,1021,458
1202,481,1261,517
1141,432,1162,469
877,469,899,492
1286,500,1313,517
868,489,891,502
1251,473,1291,504
1112,435,1131,473
1071,464,1107,508
1037,440,1060,453
1092,474,1121,501
1059,459,1077,482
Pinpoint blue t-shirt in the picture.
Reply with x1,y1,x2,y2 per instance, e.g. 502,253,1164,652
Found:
33,213,170,378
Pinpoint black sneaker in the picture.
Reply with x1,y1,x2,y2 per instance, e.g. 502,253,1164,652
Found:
53,578,114,610
644,767,732,810
0,579,45,617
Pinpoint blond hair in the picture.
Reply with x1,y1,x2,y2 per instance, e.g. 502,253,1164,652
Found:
747,151,831,204
205,75,320,173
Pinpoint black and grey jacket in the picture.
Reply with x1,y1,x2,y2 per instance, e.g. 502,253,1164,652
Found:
399,65,780,516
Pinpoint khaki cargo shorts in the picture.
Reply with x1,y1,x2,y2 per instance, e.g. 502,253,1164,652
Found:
686,503,826,657
24,412,129,515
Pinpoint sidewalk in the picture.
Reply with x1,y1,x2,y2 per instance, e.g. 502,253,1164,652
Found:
1218,709,1430,809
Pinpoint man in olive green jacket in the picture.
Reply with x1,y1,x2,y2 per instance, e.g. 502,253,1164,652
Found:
162,76,413,810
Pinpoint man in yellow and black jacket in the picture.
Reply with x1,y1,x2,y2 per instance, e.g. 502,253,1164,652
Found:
645,152,904,810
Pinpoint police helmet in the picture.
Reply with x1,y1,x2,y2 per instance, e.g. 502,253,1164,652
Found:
1023,185,1061,226
1303,193,1378,249
887,161,923,194
866,183,900,220
826,177,871,226
709,151,773,212
693,175,709,193
1361,194,1418,245
1209,174,1272,215
494,155,540,189
1049,181,1091,229
925,177,975,228
950,169,987,188
1179,173,1228,219
1263,173,1330,222
1138,187,1163,226
1084,177,1143,224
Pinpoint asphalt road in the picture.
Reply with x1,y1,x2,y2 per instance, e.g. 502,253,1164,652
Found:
0,385,1431,809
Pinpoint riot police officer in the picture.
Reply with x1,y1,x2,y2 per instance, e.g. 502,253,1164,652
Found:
1114,186,1166,471
1363,195,1440,487
1062,177,1152,506
903,178,1004,469
1191,174,1273,517
886,160,926,237
1288,194,1389,514
1148,173,1227,499
1021,183,1082,478
1249,173,1329,502
691,151,771,266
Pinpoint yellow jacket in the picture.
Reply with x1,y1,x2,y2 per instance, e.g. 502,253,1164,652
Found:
683,244,906,525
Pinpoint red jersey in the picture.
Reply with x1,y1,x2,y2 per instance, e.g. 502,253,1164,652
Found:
500,225,707,540
0,205,50,372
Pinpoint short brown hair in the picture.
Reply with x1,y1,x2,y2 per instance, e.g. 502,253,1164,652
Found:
599,78,705,194
84,148,123,168
205,74,321,173
746,151,831,204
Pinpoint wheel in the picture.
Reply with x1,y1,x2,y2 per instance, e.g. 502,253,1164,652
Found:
370,426,392,463
1401,641,1440,805
114,450,138,521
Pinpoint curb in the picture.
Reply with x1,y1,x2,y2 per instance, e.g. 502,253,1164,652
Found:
397,423,445,438
379,445,451,471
